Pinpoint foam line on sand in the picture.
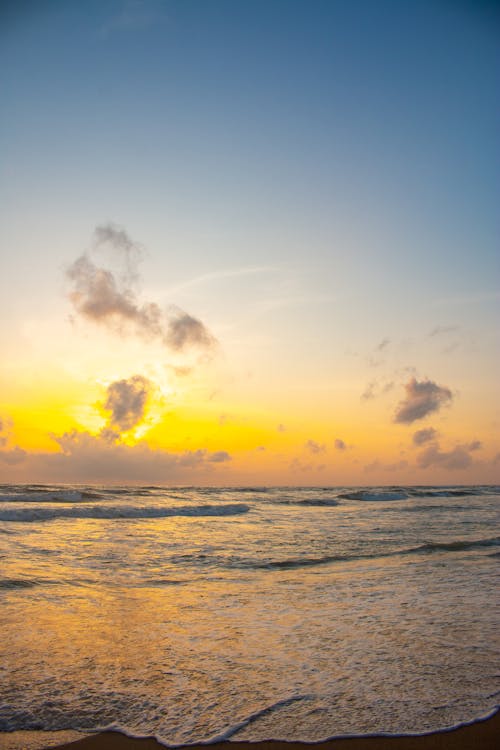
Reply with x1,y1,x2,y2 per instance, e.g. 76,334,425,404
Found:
4,709,495,750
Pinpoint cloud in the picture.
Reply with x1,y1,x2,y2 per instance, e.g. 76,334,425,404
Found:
0,446,27,465
361,381,377,400
67,224,216,353
165,308,216,351
361,379,395,401
208,451,232,463
334,438,347,451
412,427,438,446
364,458,408,473
366,337,391,367
416,442,478,471
393,378,453,424
67,253,163,336
376,338,391,352
305,439,325,454
428,325,459,337
277,423,287,432
2,430,232,483
103,375,151,431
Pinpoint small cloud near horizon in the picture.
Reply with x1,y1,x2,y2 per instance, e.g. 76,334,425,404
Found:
412,427,438,446
416,440,480,471
305,439,326,454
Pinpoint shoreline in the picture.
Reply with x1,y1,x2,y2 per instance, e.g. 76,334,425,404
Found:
1,712,498,750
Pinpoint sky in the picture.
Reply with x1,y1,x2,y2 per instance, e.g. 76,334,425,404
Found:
0,0,499,485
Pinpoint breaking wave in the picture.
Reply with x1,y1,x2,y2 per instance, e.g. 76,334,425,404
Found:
0,503,250,523
338,486,497,502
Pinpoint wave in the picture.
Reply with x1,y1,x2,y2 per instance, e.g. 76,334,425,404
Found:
270,497,340,507
227,536,500,572
337,486,498,502
407,488,479,498
0,577,38,589
408,537,500,554
0,490,104,504
0,503,250,523
339,490,407,502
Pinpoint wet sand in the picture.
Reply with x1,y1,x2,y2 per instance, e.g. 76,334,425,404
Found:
2,709,494,750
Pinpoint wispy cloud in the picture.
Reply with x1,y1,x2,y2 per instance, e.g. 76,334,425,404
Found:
366,337,391,367
394,378,453,424
162,266,277,298
428,325,459,337
305,439,326,454
361,379,394,401
334,438,347,451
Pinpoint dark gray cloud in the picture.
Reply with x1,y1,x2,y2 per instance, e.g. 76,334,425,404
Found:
165,308,216,351
416,442,477,471
334,438,346,451
103,375,151,431
305,439,325,454
412,427,438,446
394,378,453,424
67,224,216,353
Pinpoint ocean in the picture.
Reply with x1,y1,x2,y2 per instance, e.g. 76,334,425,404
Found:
0,485,499,745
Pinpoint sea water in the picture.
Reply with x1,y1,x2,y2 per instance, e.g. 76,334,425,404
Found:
0,485,499,744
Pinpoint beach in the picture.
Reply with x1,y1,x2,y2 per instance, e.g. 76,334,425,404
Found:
1,711,498,750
